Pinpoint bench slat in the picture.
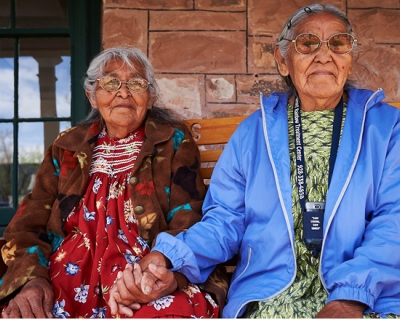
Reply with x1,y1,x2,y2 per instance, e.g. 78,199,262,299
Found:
185,116,246,145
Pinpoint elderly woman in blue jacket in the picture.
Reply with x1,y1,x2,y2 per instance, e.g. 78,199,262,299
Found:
109,4,400,318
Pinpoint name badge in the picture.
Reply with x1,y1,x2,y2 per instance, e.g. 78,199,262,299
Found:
303,202,325,251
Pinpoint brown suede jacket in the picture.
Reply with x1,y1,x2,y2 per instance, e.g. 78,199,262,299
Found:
0,115,207,302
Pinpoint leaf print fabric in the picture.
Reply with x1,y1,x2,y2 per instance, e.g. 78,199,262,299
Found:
48,127,218,318
245,104,345,318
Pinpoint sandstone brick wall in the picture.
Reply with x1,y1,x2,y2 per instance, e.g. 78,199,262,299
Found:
102,0,400,119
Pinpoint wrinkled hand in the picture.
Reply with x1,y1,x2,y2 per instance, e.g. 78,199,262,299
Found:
108,252,176,317
137,251,173,296
315,300,366,318
137,250,172,273
1,278,53,318
108,264,142,317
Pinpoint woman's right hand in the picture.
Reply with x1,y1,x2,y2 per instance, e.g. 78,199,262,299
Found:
1,278,53,318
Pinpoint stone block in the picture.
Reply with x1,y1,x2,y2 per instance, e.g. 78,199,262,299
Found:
150,11,246,31
203,103,259,118
248,36,278,74
104,0,193,9
206,75,236,102
348,9,400,44
149,32,246,73
347,0,399,8
352,43,400,102
248,0,345,36
195,0,246,11
155,74,205,119
236,74,288,103
102,9,148,52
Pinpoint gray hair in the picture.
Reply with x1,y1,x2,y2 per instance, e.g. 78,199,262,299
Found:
80,45,170,125
275,4,357,90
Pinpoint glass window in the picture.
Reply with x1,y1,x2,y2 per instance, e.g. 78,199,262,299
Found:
56,57,71,118
19,37,71,118
17,121,71,203
0,0,100,234
0,123,13,207
18,123,41,205
0,38,14,119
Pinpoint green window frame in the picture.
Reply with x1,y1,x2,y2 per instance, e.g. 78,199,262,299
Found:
0,0,101,235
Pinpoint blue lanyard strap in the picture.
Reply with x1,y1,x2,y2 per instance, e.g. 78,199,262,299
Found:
293,96,344,257
293,95,344,212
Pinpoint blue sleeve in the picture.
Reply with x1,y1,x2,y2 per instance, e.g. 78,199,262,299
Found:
152,125,248,283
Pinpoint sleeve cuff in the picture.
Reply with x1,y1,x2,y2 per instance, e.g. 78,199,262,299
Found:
152,232,204,283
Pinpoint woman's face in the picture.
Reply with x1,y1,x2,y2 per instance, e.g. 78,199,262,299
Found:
275,13,353,103
86,59,153,138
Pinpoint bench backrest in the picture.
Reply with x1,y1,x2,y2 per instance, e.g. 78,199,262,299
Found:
186,101,400,185
391,102,400,108
184,116,246,184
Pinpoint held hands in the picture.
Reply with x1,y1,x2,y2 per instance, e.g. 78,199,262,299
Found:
315,300,367,318
108,251,177,317
1,278,54,318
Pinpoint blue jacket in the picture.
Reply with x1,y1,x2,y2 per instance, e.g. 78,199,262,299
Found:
154,89,400,318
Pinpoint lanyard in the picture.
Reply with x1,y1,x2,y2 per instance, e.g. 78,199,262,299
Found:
293,95,343,256
293,95,343,212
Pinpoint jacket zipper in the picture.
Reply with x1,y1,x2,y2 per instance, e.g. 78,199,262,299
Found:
318,88,383,290
233,94,298,318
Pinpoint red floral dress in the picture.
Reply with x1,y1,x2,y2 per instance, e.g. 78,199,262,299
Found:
49,127,218,318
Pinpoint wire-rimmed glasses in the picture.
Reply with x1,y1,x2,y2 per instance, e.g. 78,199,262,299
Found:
93,76,151,93
282,33,357,55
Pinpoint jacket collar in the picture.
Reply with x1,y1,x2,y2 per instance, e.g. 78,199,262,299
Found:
53,115,175,152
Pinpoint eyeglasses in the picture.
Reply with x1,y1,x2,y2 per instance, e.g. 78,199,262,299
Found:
94,76,151,93
282,33,357,55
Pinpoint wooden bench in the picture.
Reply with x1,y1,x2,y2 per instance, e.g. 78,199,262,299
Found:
184,116,247,187
391,102,400,108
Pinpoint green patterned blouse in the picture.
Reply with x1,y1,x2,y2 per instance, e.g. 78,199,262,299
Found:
245,103,343,318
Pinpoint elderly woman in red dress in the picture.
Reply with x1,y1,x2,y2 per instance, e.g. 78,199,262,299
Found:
0,46,221,318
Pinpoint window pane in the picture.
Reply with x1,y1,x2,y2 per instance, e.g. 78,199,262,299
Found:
56,56,71,117
60,121,71,133
0,0,11,29
18,122,48,204
19,38,71,118
0,38,14,119
0,123,13,207
18,121,70,203
16,0,68,28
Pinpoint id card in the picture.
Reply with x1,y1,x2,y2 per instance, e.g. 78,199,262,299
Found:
303,202,325,251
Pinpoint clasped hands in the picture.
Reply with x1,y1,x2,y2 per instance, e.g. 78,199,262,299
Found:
108,251,177,317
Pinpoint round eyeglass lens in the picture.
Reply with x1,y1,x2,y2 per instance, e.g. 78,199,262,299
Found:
295,34,321,54
127,79,149,92
328,33,354,54
99,76,121,91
